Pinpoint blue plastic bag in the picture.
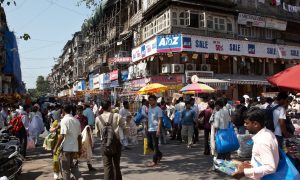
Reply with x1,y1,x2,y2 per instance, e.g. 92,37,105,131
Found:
162,113,172,129
261,149,300,180
215,123,240,154
134,108,143,125
174,111,181,125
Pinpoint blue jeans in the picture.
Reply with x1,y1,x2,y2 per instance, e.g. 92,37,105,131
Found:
147,131,162,164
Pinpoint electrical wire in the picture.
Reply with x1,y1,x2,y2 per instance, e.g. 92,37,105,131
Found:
45,0,88,17
20,41,64,54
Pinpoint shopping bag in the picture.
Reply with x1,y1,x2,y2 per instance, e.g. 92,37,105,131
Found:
162,113,172,129
215,123,240,154
261,149,300,180
143,138,153,155
134,108,143,125
27,137,36,150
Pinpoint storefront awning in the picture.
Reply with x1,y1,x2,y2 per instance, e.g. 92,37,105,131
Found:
215,74,270,85
198,78,230,86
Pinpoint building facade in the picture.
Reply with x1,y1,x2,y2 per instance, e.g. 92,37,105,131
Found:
49,0,300,100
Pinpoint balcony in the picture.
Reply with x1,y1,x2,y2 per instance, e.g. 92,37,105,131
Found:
130,10,143,27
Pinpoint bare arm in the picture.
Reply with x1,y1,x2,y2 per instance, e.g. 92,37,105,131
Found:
279,119,291,138
54,134,64,154
156,117,162,137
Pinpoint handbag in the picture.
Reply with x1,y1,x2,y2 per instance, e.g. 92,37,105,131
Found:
215,122,240,154
257,149,300,180
162,113,172,129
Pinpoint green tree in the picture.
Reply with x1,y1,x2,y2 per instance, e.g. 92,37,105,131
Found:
36,75,50,97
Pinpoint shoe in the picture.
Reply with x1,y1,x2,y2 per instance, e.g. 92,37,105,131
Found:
146,162,158,167
187,145,191,149
158,156,162,162
54,172,59,180
88,164,96,171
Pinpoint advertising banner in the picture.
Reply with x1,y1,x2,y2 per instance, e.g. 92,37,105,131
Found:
132,37,157,62
157,34,182,53
93,74,100,89
110,70,119,81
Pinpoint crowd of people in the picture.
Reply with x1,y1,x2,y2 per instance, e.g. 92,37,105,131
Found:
0,90,299,180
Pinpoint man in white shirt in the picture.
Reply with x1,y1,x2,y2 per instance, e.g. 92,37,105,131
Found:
271,92,291,148
119,101,131,149
233,107,279,179
54,104,82,180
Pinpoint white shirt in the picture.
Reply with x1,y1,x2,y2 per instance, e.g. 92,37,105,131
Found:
244,128,279,180
271,103,286,136
192,105,199,121
60,114,81,152
175,102,185,112
213,107,231,129
119,108,131,120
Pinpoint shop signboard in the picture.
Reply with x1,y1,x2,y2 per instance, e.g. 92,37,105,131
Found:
110,70,119,81
182,35,300,60
121,70,129,81
157,34,182,53
89,74,93,90
238,13,266,28
93,74,100,89
99,73,111,90
132,37,157,62
108,57,132,64
131,78,150,88
150,75,183,85
265,18,287,31
77,80,85,91
110,80,119,88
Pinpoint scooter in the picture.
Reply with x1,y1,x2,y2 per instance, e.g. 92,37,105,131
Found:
0,128,23,180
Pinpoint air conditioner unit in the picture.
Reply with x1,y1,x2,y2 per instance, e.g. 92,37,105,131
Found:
161,64,171,74
200,64,211,71
185,63,196,71
171,64,184,73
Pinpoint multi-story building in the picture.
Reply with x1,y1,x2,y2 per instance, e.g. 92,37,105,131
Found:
50,0,300,100
0,6,24,94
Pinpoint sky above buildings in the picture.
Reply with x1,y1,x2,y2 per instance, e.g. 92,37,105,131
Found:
4,0,93,89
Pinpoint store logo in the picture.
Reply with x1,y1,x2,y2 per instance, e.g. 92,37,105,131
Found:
183,37,192,48
141,45,146,57
248,44,255,54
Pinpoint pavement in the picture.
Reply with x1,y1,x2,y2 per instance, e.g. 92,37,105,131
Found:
20,131,235,180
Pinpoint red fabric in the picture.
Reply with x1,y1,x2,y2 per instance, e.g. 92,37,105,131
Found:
10,115,24,135
267,64,300,91
75,114,88,132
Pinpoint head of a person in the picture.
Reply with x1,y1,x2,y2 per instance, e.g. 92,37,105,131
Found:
101,100,112,112
185,100,192,109
76,105,84,115
287,96,294,104
190,98,195,106
208,100,215,109
84,103,90,109
276,92,288,106
239,97,246,105
244,107,265,134
178,97,184,103
142,99,148,106
214,98,224,111
266,97,273,104
223,98,228,105
32,105,38,113
63,104,72,115
148,95,157,107
123,101,129,109
23,105,31,113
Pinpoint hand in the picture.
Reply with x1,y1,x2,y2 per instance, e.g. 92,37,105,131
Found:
53,147,58,155
241,162,252,169
156,130,161,137
232,170,245,179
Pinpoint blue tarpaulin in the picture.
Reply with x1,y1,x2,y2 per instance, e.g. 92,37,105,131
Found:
3,31,23,91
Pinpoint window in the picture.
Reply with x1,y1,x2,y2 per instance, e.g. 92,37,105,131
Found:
207,16,213,29
265,29,274,40
226,19,233,32
179,12,186,26
200,13,205,28
172,12,177,26
189,12,199,28
213,17,225,31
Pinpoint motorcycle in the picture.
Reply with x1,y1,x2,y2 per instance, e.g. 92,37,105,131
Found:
0,128,23,180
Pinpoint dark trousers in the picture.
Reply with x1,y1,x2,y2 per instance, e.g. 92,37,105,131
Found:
16,129,27,157
276,135,283,149
217,152,231,160
147,131,162,164
204,128,210,154
193,125,199,143
102,143,122,180
172,123,182,140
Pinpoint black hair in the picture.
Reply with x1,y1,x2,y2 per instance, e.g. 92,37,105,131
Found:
223,98,228,105
123,101,129,106
239,97,245,104
148,95,157,101
101,100,111,111
23,105,30,111
277,92,288,101
215,98,224,108
266,97,273,104
142,99,148,105
208,100,215,109
63,104,72,114
185,100,191,105
245,107,265,126
76,105,84,111
178,97,183,102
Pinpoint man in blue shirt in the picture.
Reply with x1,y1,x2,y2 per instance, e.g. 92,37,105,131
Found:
146,95,163,167
181,100,196,148
83,103,95,129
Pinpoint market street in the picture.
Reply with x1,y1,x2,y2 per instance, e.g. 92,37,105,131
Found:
21,132,233,180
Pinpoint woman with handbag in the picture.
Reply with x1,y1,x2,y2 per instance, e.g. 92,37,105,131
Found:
211,98,232,160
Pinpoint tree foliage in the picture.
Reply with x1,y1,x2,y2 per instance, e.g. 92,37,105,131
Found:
77,0,99,9
35,76,50,98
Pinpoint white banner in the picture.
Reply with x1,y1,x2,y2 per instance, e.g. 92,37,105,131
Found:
182,35,300,60
265,18,287,31
238,13,266,28
132,37,157,62
93,74,100,89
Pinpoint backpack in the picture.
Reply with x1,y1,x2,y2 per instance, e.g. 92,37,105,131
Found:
134,108,143,125
9,115,25,135
99,113,119,155
264,105,280,132
231,105,247,127
162,112,171,129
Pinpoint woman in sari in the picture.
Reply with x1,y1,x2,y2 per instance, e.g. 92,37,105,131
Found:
50,119,60,180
